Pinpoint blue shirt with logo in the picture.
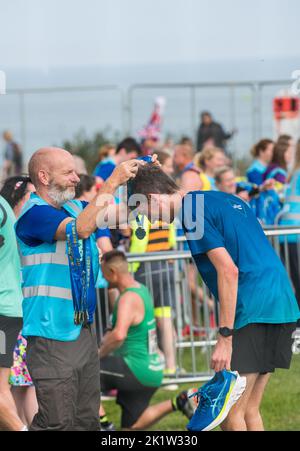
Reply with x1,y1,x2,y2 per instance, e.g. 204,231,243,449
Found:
181,191,300,329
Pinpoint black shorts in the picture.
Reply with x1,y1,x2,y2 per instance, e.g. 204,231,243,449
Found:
0,315,23,368
231,323,296,374
100,355,158,428
135,261,175,314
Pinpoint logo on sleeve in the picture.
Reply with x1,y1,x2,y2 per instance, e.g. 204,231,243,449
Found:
227,198,247,217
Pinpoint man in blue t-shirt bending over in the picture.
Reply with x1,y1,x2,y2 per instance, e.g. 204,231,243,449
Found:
129,164,300,432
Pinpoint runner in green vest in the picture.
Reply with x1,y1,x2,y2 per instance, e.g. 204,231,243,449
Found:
112,283,164,388
99,250,197,430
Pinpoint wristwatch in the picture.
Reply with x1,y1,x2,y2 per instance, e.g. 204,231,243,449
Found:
218,327,234,338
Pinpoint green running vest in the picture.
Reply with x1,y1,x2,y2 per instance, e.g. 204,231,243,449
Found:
112,284,164,387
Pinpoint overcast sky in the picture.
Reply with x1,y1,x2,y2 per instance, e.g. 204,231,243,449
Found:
1,0,299,69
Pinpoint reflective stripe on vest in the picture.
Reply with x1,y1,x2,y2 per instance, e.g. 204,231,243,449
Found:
23,285,73,300
21,240,68,267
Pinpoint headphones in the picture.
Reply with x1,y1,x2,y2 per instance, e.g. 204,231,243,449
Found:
0,203,8,248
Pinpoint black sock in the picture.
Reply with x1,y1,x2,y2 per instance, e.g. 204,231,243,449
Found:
175,391,187,411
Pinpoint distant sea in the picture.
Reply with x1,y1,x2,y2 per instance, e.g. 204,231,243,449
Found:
0,57,298,166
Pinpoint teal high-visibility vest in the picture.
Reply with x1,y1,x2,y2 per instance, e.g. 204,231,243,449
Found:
16,193,99,341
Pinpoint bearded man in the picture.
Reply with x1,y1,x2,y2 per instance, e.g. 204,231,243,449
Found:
15,147,141,431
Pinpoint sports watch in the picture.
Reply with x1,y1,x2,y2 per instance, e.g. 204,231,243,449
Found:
218,327,234,338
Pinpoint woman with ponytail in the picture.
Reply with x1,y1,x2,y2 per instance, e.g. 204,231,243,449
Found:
246,139,274,185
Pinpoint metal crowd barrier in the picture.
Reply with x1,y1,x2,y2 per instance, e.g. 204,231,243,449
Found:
95,226,300,386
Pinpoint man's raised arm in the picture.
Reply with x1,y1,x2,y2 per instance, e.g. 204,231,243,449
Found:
55,159,143,241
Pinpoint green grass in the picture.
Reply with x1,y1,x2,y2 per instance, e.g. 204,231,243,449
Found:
102,355,300,431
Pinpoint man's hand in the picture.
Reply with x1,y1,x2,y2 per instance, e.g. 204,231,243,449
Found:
110,159,145,188
211,336,232,372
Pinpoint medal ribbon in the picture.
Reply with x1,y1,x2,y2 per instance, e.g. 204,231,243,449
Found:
66,220,93,325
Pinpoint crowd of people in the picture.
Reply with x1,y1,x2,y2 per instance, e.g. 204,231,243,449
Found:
0,112,300,432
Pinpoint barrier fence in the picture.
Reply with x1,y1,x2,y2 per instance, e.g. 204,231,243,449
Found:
1,79,293,164
96,226,300,386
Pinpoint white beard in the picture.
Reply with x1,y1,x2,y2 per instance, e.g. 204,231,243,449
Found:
48,183,75,206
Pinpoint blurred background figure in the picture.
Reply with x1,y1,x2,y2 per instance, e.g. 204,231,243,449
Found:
0,176,37,429
155,151,174,177
98,144,116,164
96,143,116,177
215,166,237,195
278,138,300,326
139,97,166,155
0,176,35,218
75,174,98,203
196,112,236,152
197,146,227,190
93,137,142,184
263,136,294,196
92,144,116,188
246,139,274,186
179,136,194,147
2,131,23,179
173,144,202,192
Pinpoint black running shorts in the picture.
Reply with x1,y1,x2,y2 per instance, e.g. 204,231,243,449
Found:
231,322,296,374
0,315,23,368
100,355,158,429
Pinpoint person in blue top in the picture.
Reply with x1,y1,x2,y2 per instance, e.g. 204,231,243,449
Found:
15,146,142,431
263,138,294,194
279,139,300,327
128,163,300,432
93,137,142,183
246,139,274,186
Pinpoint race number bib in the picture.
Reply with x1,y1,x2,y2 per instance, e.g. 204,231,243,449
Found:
148,329,158,355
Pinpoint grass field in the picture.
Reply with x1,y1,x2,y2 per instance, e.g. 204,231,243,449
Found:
103,355,300,431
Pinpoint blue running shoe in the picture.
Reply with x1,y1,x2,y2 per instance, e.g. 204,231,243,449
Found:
187,370,246,431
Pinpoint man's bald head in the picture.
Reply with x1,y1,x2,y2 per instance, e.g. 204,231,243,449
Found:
28,147,74,187
28,147,80,207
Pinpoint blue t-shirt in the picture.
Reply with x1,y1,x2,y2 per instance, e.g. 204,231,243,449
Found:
16,200,111,321
16,201,111,246
246,160,267,185
93,160,116,181
181,191,300,329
